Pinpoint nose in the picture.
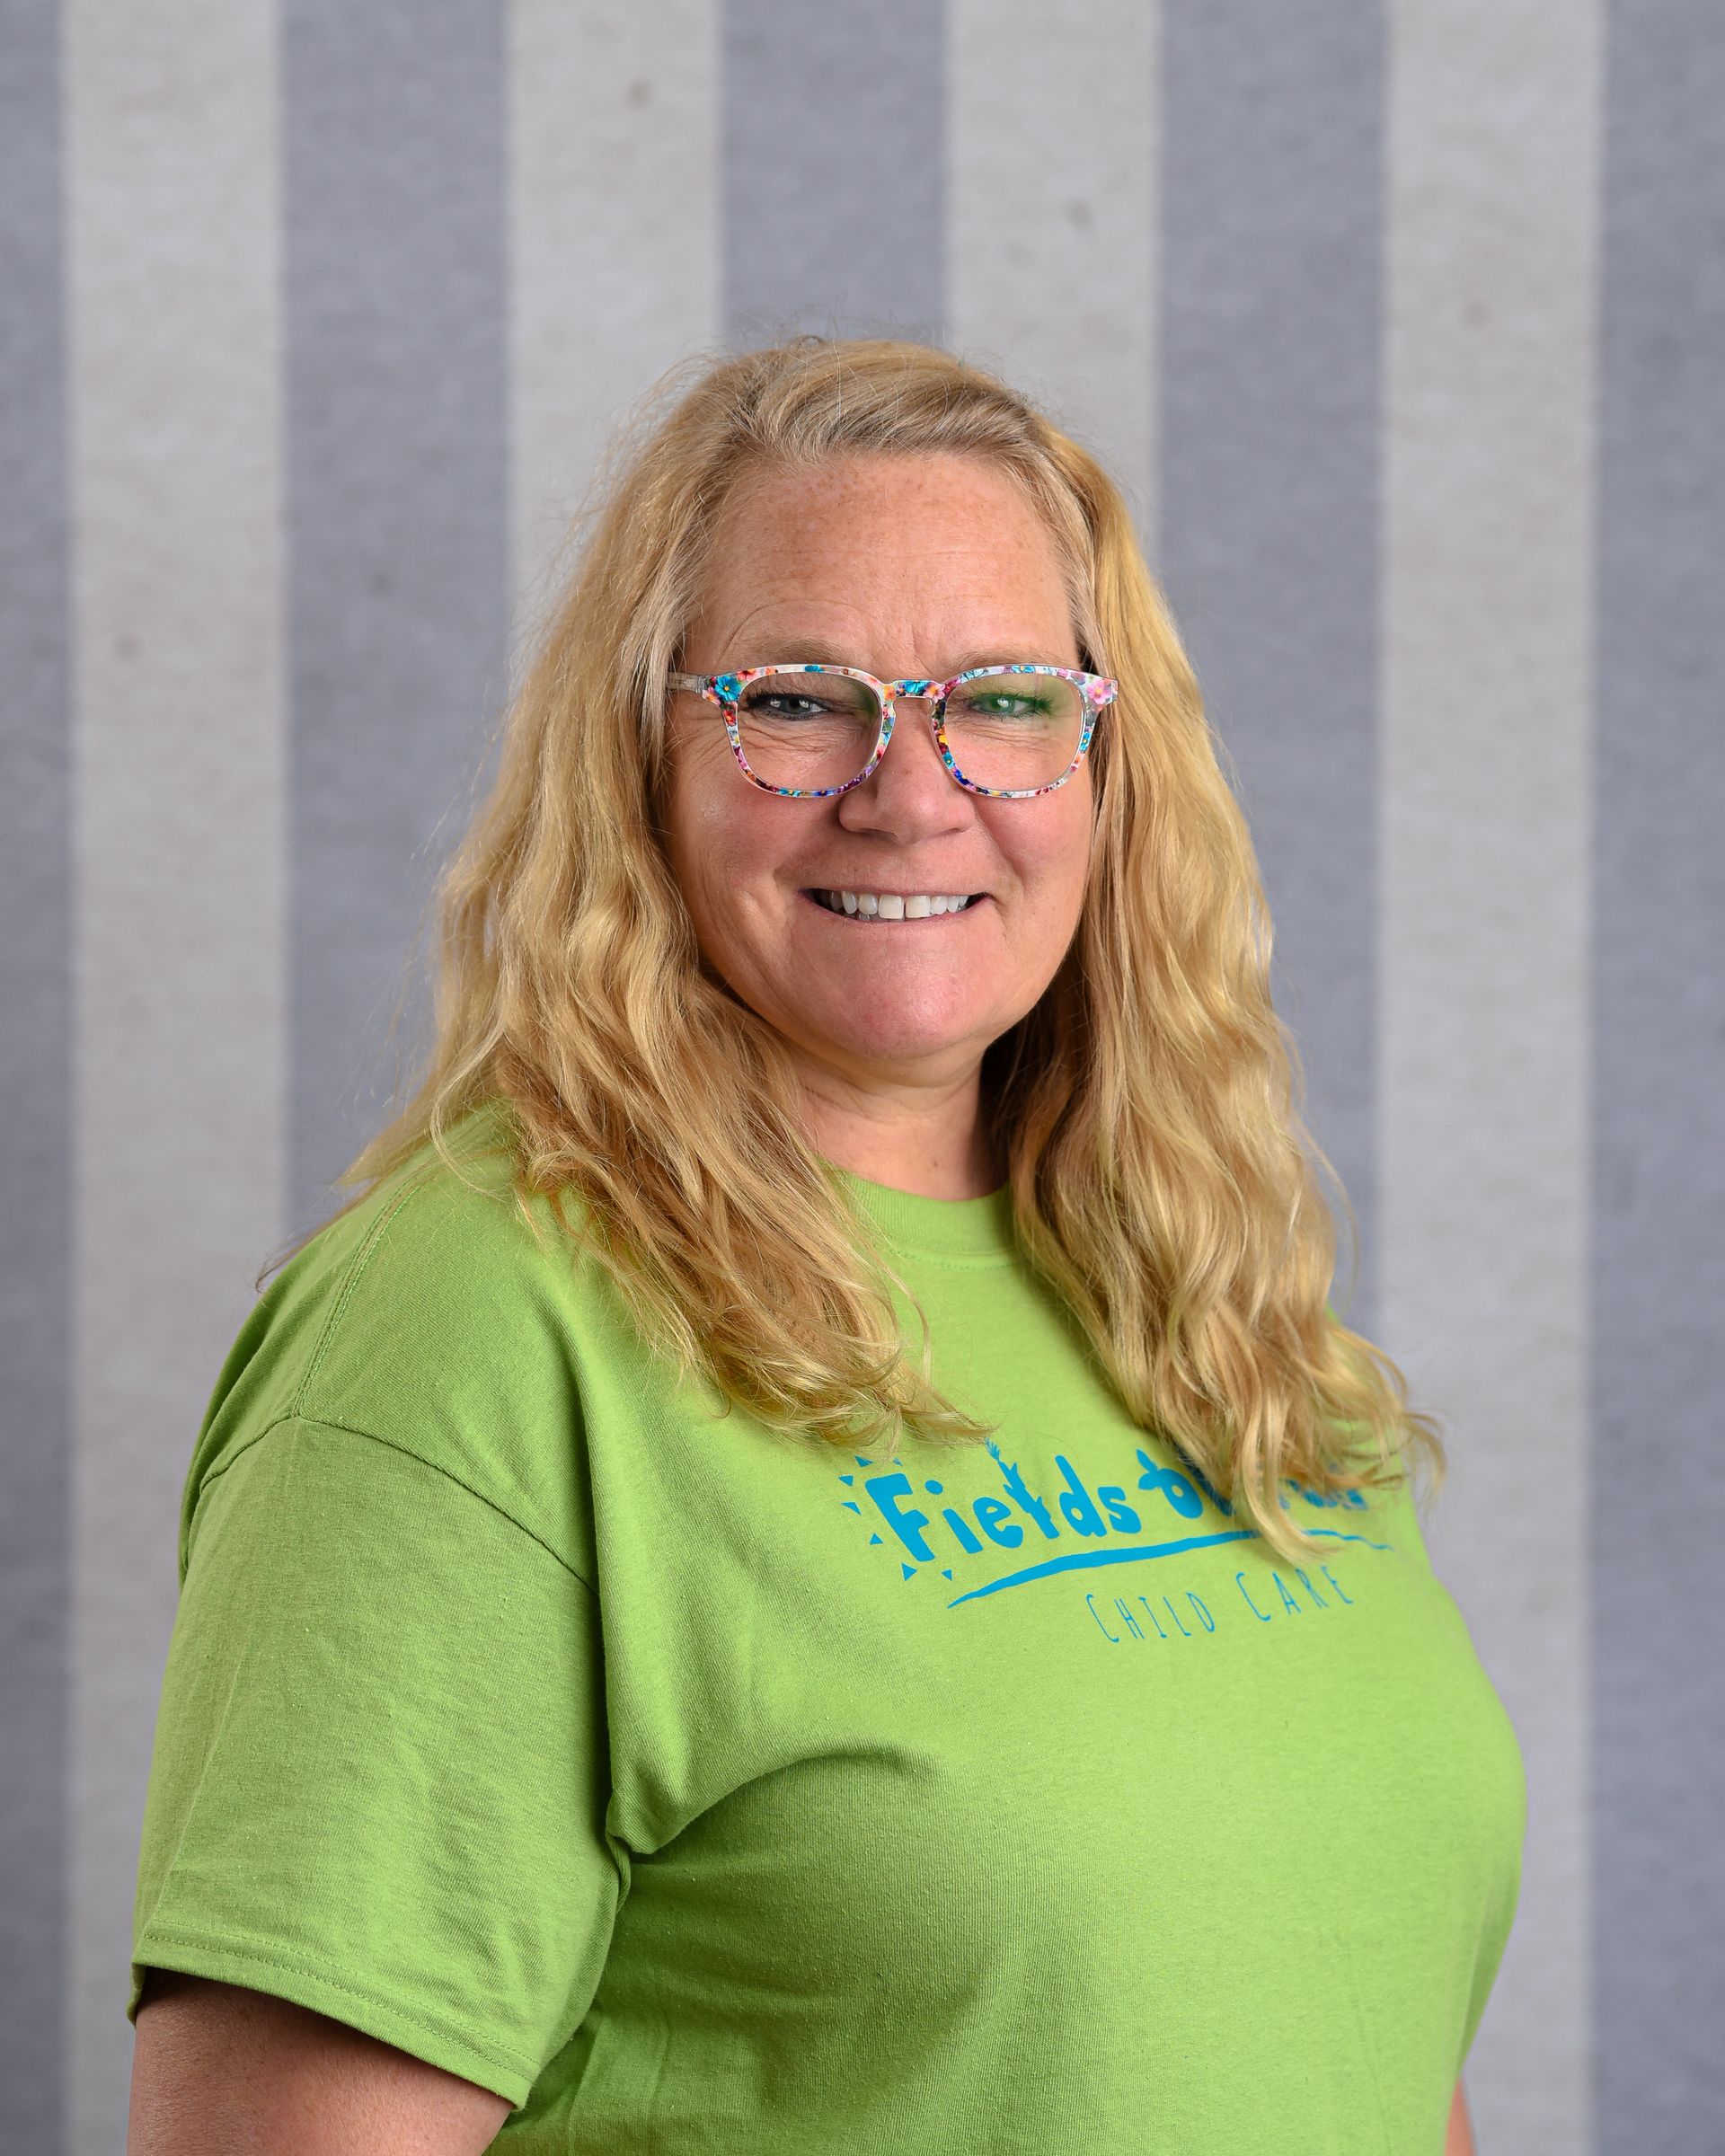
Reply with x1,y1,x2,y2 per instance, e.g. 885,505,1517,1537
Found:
836,689,971,840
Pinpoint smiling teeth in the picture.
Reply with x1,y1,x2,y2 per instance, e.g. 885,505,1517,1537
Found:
818,890,974,919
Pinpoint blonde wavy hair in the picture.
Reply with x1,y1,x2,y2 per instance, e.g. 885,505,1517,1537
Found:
301,334,1442,1563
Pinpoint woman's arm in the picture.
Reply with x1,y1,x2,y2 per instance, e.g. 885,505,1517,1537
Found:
128,1969,511,2153
1446,2077,1476,2155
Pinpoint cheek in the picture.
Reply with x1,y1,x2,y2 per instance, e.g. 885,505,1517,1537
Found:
666,750,789,950
1003,795,1094,927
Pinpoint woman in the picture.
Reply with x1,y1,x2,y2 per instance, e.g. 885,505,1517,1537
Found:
128,338,1522,2152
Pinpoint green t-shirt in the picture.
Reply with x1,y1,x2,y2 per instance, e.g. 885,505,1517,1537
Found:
130,1113,1524,2152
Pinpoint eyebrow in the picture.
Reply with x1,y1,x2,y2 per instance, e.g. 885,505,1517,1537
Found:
728,641,1076,675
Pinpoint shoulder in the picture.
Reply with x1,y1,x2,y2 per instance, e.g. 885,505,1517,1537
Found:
1345,1449,1439,1577
188,1104,604,1565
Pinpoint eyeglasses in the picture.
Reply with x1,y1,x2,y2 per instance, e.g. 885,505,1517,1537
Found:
668,662,1118,800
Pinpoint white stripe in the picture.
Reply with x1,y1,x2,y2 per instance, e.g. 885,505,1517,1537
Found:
1378,5,1601,2150
944,0,1160,540
65,4,286,2143
508,0,721,647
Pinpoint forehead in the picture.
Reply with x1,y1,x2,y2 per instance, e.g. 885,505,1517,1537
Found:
688,452,1078,666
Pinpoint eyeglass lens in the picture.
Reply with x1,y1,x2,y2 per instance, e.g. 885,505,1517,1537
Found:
730,669,1086,793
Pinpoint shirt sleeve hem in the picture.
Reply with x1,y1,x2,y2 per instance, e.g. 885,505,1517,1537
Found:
129,1925,540,2107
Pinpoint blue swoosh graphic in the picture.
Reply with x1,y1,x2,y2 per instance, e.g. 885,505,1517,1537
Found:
946,1530,1259,1605
944,1524,1393,1607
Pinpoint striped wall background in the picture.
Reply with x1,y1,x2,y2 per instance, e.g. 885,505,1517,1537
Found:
1,3,1720,2149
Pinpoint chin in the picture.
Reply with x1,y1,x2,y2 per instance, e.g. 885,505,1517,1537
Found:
799,993,998,1073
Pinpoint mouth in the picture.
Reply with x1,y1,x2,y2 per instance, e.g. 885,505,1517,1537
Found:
804,888,985,922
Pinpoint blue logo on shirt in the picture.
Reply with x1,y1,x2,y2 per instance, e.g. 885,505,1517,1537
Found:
836,1441,1390,1610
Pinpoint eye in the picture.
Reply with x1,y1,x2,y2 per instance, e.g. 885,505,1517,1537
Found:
745,692,835,722
951,685,1063,721
969,691,1052,719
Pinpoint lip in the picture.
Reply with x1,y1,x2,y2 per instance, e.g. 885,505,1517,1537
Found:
799,884,989,900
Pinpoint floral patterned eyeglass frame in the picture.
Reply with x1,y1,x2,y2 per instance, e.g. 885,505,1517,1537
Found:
666,662,1119,800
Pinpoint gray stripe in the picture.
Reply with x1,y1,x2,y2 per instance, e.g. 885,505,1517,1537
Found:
1376,7,1600,2147
722,0,943,343
0,5,69,2147
1593,4,1725,2145
944,0,1159,531
508,0,720,613
64,6,290,2137
1156,3,1386,1325
285,0,512,1228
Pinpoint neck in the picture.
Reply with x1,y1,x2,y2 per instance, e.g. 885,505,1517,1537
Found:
794,1060,1003,1199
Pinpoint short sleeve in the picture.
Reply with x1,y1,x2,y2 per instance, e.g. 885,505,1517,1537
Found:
129,1414,621,2109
